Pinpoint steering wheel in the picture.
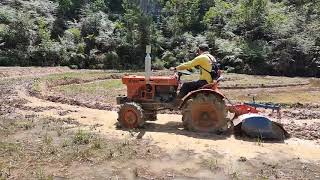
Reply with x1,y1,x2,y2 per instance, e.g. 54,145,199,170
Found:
175,70,192,82
177,70,192,76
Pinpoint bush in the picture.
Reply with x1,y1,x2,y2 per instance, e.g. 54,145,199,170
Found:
29,42,62,66
103,51,119,69
161,51,177,68
69,65,78,69
67,28,82,43
152,57,165,70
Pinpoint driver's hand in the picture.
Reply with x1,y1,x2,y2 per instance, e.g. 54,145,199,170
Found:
169,67,177,71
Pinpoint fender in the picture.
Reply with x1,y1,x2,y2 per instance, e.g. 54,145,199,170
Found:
179,89,225,109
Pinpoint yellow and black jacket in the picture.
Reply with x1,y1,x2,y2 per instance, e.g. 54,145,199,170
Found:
176,52,216,83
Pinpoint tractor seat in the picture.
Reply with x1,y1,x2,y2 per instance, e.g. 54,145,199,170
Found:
200,76,223,90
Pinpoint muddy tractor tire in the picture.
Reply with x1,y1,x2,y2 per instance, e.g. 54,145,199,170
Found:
117,102,145,129
182,93,228,133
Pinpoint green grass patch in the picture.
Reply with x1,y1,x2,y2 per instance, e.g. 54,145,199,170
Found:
226,88,320,104
73,130,94,145
42,71,111,81
56,79,123,95
31,71,122,93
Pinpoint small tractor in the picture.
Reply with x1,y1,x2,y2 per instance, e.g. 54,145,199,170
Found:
116,47,288,138
116,70,231,133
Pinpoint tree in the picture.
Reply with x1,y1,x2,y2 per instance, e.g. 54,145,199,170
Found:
161,0,202,36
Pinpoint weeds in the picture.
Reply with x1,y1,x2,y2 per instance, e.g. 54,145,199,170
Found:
35,167,53,180
230,172,240,180
256,134,264,146
202,158,219,170
0,142,21,156
75,148,92,161
73,130,92,145
55,127,65,137
91,138,102,149
61,139,69,148
17,120,35,130
43,134,53,145
41,134,57,155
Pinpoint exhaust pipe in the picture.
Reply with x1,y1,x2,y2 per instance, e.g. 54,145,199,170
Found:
145,45,151,83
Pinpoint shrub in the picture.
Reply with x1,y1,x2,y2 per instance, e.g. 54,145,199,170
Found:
152,57,165,70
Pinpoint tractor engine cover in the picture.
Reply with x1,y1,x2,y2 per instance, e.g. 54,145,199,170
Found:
122,75,179,101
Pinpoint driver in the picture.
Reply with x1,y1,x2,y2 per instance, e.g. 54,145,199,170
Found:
170,44,217,98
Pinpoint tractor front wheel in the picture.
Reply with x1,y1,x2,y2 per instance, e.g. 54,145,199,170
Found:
182,93,228,133
117,103,145,129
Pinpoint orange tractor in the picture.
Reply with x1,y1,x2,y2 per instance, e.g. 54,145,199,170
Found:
116,70,289,140
115,47,287,137
116,70,231,133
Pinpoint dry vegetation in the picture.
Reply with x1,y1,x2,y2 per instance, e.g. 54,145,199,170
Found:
0,115,163,179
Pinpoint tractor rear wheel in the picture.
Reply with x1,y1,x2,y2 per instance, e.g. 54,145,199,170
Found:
117,103,145,129
182,93,228,133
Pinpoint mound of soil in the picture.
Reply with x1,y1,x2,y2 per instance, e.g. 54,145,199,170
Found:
285,122,320,140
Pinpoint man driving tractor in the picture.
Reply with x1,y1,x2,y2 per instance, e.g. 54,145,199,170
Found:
170,44,219,98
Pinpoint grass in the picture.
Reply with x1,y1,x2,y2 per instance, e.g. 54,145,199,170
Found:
16,120,35,130
56,79,123,95
42,71,111,81
43,133,53,145
201,158,219,171
35,167,53,180
182,72,309,87
230,172,240,180
0,115,156,179
0,142,21,155
31,71,115,92
256,136,264,147
225,87,320,104
73,130,93,145
0,118,36,136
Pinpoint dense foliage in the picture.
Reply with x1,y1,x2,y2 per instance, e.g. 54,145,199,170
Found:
0,0,319,76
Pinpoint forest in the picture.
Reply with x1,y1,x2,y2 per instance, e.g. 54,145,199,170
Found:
0,0,319,76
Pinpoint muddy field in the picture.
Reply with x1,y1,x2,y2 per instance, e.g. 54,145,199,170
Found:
0,67,320,179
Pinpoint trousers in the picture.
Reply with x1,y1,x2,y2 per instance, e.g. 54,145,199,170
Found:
178,80,208,98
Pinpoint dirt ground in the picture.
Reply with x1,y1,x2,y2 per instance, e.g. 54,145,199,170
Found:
1,67,320,180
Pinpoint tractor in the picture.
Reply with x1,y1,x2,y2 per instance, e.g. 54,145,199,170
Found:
116,46,288,138
116,70,230,133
